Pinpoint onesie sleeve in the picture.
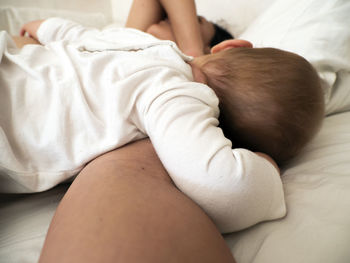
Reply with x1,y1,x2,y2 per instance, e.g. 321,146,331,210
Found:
37,17,98,45
142,71,286,233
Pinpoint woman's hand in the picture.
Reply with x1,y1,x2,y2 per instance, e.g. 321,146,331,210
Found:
20,20,45,41
146,19,203,57
146,19,176,42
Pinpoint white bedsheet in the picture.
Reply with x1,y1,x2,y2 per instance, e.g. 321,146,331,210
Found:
0,185,68,263
227,111,350,263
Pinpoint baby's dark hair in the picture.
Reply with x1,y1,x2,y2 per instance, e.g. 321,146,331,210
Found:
196,47,325,165
210,24,234,47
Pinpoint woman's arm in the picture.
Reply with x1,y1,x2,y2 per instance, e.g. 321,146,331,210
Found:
158,0,204,56
39,139,236,263
126,0,165,32
126,0,204,57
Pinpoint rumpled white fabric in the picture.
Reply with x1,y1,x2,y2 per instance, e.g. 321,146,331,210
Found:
0,18,286,233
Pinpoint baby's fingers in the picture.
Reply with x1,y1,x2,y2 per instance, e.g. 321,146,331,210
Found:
20,24,31,37
20,27,27,36
19,20,44,40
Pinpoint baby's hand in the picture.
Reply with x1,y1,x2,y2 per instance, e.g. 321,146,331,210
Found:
255,152,280,175
20,20,45,41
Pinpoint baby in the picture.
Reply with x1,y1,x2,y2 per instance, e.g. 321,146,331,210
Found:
1,16,323,232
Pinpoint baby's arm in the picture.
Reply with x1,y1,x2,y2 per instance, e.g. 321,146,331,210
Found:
143,76,286,233
20,18,99,45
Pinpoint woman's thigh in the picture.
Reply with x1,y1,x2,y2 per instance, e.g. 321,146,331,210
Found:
39,139,236,263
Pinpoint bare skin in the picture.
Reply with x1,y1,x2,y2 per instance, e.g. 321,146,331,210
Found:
38,139,236,263
145,16,215,54
126,0,205,56
11,35,40,48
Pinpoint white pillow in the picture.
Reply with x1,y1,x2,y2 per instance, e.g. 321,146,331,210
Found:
239,0,350,115
0,0,112,20
0,6,109,35
195,0,276,37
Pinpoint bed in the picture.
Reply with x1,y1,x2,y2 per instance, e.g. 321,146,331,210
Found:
1,0,350,262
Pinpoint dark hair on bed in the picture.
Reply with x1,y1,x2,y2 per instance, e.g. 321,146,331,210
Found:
210,24,234,47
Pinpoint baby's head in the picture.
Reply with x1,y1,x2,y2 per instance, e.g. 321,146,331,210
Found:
194,44,325,164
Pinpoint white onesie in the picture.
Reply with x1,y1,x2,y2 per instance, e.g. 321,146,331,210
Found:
0,18,286,232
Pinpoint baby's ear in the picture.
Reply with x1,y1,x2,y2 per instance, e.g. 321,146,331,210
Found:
211,39,253,54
